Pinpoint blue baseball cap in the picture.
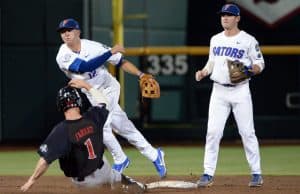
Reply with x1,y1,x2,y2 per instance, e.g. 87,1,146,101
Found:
57,18,80,32
219,4,240,16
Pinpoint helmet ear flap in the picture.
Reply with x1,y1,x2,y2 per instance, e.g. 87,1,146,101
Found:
57,86,82,112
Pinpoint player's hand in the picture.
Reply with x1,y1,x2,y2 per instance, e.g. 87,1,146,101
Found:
195,69,208,81
68,79,92,90
20,179,35,192
111,44,125,54
248,64,261,75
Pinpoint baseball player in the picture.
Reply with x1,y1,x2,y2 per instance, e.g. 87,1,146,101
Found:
21,79,145,193
195,4,264,187
55,18,166,178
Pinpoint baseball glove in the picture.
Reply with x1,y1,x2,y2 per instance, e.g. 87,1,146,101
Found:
139,74,160,98
227,60,253,84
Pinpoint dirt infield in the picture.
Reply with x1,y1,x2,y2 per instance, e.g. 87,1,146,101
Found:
1,175,300,194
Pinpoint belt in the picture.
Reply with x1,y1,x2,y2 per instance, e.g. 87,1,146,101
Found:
74,161,104,182
214,81,236,87
76,177,85,182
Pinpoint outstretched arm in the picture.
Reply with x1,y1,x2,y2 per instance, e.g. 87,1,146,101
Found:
20,157,49,192
68,79,109,110
68,44,125,73
69,79,92,91
120,60,144,78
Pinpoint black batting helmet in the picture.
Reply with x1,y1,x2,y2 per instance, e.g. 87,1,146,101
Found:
56,86,82,112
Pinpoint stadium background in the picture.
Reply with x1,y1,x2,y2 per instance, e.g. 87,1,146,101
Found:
0,0,299,143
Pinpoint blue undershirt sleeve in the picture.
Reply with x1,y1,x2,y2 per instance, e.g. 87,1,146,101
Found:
116,57,124,68
68,51,112,73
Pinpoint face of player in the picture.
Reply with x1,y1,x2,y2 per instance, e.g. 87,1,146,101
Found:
60,29,80,45
221,14,240,30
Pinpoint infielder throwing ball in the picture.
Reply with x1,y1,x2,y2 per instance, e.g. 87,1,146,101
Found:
195,4,264,187
21,79,145,193
55,18,166,178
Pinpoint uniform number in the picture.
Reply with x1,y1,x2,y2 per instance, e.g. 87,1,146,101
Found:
146,55,188,76
88,70,97,79
84,138,97,160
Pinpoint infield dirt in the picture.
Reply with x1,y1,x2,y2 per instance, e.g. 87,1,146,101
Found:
1,175,300,194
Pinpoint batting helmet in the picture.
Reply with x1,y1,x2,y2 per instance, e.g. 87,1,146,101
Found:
56,86,82,112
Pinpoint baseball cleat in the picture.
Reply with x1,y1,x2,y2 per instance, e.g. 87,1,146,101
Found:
153,148,167,178
121,174,146,194
197,174,214,187
248,174,263,187
112,157,130,173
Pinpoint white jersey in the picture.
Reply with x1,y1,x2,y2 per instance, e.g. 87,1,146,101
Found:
56,39,122,90
202,30,263,177
56,39,160,169
208,30,265,84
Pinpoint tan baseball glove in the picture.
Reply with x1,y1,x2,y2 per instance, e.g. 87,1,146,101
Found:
139,74,160,98
227,60,252,84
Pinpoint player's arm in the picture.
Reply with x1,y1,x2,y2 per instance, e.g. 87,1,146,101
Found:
106,45,144,77
20,157,49,192
67,44,125,74
68,79,110,110
120,59,144,78
21,124,69,192
195,37,215,81
195,61,214,81
248,39,265,75
249,64,262,75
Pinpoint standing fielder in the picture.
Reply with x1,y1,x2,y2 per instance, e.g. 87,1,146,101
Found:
195,4,264,187
55,18,166,178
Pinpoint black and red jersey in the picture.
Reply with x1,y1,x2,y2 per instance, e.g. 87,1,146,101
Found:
38,106,108,178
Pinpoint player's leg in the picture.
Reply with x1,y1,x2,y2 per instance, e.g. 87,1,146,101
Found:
111,105,156,160
232,88,262,175
203,86,231,177
71,156,122,187
102,112,131,172
120,174,146,193
82,84,130,172
100,157,146,192
111,104,167,178
198,84,231,187
103,118,128,165
232,85,262,186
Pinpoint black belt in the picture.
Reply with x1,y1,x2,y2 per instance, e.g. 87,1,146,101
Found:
74,161,104,182
76,177,85,182
214,81,236,87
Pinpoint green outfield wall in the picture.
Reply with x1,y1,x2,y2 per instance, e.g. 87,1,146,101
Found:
0,0,299,142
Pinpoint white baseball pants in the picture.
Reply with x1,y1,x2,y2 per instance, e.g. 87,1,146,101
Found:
85,78,157,164
203,82,262,176
71,156,121,187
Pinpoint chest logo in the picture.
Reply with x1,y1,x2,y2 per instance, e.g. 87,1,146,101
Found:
213,46,245,59
63,54,72,62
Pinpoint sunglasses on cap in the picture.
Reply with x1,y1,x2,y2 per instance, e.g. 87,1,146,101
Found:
59,28,75,33
220,13,237,17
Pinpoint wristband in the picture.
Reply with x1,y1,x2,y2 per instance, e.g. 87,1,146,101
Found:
138,72,144,78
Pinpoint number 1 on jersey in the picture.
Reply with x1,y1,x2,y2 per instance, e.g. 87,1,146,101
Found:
84,138,97,159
